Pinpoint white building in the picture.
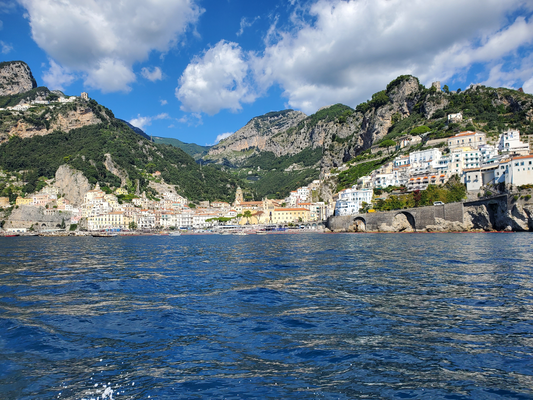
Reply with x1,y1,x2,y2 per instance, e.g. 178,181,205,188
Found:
447,112,463,123
497,129,530,156
297,186,310,202
447,131,486,150
334,188,373,216
495,155,533,187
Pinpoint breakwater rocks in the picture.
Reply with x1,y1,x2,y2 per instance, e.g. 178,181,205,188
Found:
327,195,533,233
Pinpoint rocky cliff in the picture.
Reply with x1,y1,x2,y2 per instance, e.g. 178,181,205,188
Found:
0,105,105,144
53,165,92,205
0,61,37,96
207,109,306,162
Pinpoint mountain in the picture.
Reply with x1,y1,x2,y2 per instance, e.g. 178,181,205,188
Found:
201,76,533,199
0,61,243,203
152,136,211,159
0,61,37,96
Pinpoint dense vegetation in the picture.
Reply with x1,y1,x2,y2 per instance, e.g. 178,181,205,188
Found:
0,119,243,202
238,147,323,199
380,84,533,144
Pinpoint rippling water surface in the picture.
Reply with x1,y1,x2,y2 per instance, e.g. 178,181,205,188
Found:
1,233,532,399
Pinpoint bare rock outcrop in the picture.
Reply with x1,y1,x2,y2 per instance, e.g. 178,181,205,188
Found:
464,205,493,231
54,165,91,205
3,205,71,231
0,61,37,96
2,107,104,144
378,213,415,232
104,154,128,187
207,110,307,162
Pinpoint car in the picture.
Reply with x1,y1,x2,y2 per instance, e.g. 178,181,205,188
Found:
433,201,444,206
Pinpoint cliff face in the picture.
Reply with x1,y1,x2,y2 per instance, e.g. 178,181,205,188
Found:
204,77,425,173
54,165,92,205
0,106,105,144
207,110,307,161
0,61,37,96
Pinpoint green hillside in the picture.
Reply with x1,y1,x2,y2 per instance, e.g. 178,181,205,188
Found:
0,116,242,203
153,136,211,159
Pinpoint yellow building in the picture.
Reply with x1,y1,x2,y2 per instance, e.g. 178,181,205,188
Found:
272,208,310,224
16,196,33,206
0,197,10,207
115,188,128,195
88,211,130,231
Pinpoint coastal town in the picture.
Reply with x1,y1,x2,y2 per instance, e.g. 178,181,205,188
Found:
1,121,532,234
334,127,533,216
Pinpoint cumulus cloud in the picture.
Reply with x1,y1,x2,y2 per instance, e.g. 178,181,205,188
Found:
129,113,171,131
176,40,257,115
160,99,168,106
141,66,163,82
129,115,152,131
19,0,202,92
42,59,76,91
215,132,233,143
250,0,533,113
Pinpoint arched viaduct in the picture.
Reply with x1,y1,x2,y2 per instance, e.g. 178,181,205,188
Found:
327,202,465,232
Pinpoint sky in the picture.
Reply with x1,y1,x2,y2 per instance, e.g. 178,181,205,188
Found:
1,0,533,146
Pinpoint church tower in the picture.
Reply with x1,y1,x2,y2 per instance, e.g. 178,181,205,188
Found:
234,186,244,205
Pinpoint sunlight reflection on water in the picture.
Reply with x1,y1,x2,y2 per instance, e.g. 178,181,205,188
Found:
0,233,532,399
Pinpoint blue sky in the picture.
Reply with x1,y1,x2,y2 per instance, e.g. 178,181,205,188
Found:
1,0,533,146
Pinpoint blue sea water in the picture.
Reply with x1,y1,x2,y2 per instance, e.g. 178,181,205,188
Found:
0,233,532,399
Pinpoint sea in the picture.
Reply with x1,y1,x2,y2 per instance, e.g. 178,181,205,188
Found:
0,233,532,400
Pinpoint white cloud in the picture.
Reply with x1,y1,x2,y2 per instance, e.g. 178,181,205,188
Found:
129,115,152,131
176,40,257,115
0,20,3,30
141,66,163,82
215,132,233,143
207,132,233,145
19,0,202,92
42,59,76,90
0,40,12,54
251,0,533,113
237,16,260,36
178,112,203,126
129,112,171,131
160,99,168,106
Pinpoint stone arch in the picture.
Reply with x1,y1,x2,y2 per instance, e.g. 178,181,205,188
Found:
352,217,366,232
393,212,416,232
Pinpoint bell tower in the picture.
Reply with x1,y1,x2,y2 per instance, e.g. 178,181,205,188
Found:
235,186,244,205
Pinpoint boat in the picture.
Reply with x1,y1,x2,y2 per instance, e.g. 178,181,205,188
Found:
91,232,118,237
256,231,268,235
169,231,181,236
233,231,247,236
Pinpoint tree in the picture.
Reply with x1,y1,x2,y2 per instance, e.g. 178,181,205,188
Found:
243,210,252,224
129,221,137,230
379,139,396,148
60,218,66,229
410,126,431,135
443,85,449,94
